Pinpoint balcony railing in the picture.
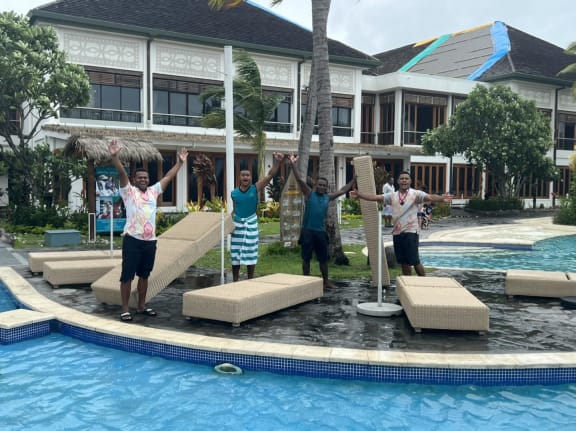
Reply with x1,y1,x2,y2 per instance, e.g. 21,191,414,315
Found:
153,113,203,127
556,138,576,151
264,121,292,133
62,107,142,123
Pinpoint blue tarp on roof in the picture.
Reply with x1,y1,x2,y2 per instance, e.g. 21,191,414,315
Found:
467,21,511,80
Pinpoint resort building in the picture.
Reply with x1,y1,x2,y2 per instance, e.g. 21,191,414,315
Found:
2,0,575,212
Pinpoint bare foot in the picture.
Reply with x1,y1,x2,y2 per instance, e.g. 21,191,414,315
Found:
323,280,336,289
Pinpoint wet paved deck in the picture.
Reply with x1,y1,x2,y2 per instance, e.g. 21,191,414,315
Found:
2,209,576,354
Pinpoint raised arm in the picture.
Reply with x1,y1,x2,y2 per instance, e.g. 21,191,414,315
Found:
288,154,311,199
329,175,356,201
255,152,284,192
159,147,188,191
349,189,384,202
424,192,453,204
109,139,129,188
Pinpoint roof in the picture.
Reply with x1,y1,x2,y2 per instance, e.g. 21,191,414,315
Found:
371,22,576,85
29,0,378,68
63,134,162,165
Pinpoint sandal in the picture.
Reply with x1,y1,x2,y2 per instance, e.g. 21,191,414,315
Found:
137,308,157,317
120,312,133,322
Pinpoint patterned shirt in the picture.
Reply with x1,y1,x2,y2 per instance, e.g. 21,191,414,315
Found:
120,182,162,241
383,188,427,235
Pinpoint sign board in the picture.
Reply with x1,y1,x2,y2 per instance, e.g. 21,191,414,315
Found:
95,166,127,233
279,171,303,248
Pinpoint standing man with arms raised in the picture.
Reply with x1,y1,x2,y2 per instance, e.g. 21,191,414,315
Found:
289,154,356,288
350,171,451,276
109,139,188,322
230,152,285,282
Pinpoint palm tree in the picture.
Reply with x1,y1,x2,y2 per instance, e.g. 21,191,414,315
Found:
208,1,349,263
200,49,284,199
559,41,576,98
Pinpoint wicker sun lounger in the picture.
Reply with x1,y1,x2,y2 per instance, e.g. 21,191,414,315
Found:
396,275,490,333
182,274,323,326
43,259,121,288
505,269,576,298
91,211,233,307
28,250,122,274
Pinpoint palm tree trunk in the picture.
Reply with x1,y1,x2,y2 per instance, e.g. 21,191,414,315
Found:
312,0,348,265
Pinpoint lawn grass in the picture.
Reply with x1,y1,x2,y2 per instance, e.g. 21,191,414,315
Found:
11,217,405,280
195,241,403,280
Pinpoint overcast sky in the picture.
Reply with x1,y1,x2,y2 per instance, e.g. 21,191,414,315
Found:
3,0,574,54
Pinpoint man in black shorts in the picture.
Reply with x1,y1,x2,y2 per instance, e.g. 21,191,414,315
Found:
351,171,452,276
109,139,188,322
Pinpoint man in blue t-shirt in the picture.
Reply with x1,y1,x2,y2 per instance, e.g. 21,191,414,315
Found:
289,154,355,288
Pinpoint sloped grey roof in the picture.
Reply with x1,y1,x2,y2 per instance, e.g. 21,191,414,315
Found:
29,0,379,67
371,22,575,85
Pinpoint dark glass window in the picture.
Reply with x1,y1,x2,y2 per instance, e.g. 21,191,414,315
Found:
152,78,221,127
61,69,142,123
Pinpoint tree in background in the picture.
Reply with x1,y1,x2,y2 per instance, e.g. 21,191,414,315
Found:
422,85,557,199
200,49,284,200
0,12,90,209
559,41,576,98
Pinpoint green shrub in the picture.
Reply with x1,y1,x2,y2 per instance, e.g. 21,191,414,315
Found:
554,197,576,226
341,197,361,215
466,198,523,211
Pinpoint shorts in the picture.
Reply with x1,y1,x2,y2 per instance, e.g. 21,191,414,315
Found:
300,228,329,263
392,232,420,266
120,235,157,282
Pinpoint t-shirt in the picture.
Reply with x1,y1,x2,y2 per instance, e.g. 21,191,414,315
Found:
383,188,427,235
120,182,162,241
302,192,330,232
231,184,258,219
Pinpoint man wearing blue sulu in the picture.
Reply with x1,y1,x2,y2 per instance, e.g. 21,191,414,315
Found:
230,152,285,282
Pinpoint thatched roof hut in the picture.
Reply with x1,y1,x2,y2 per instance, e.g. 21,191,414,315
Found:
64,135,162,165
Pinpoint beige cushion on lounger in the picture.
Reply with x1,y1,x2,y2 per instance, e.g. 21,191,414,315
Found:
505,269,576,298
396,275,489,333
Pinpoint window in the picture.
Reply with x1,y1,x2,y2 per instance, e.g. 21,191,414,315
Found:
62,70,142,123
403,93,447,145
263,89,292,133
301,93,353,137
452,164,481,198
360,94,375,144
554,166,572,197
379,93,395,146
518,175,549,198
153,78,221,127
332,95,353,137
557,113,576,151
7,110,20,135
410,163,445,194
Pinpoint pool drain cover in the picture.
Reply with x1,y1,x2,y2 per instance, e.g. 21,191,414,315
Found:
214,363,243,375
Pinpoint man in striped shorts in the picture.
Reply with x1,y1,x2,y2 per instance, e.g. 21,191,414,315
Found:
230,152,285,281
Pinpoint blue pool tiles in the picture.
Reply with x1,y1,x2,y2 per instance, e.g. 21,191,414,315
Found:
3,280,576,386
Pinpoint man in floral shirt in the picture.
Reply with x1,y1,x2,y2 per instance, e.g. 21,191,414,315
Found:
351,171,452,276
109,139,188,322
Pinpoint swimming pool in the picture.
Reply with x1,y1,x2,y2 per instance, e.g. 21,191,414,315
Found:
2,333,576,430
420,235,576,272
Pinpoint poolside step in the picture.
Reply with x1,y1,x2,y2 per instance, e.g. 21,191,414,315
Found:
0,309,54,344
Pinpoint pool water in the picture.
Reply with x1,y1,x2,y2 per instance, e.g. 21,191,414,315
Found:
2,334,576,430
421,235,576,272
